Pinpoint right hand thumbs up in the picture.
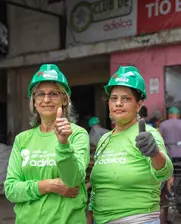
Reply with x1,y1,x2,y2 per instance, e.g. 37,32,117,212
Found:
55,107,72,144
56,107,63,119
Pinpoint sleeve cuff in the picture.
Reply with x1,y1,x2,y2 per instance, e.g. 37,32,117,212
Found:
88,203,93,211
56,143,74,153
150,158,168,180
34,181,41,197
88,190,95,211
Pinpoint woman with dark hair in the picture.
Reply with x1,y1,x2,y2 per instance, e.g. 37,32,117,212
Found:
88,66,173,224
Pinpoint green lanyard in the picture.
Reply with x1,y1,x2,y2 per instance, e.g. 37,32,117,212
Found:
94,131,113,162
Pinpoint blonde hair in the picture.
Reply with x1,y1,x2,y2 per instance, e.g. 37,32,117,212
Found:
29,82,77,127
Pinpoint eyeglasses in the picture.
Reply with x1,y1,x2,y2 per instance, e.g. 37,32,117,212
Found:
33,90,62,101
109,95,132,103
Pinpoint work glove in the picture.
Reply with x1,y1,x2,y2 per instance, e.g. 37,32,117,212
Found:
136,119,159,157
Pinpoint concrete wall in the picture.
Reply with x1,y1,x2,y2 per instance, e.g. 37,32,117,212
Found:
111,44,181,119
7,55,110,139
7,2,62,56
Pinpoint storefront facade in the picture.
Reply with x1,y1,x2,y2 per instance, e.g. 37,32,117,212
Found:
111,44,181,118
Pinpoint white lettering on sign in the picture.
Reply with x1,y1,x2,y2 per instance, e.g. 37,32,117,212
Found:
146,0,172,18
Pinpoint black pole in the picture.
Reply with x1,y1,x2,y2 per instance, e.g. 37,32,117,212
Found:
59,1,66,49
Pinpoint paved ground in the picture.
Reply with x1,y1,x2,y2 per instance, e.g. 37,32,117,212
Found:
0,194,181,224
0,195,15,224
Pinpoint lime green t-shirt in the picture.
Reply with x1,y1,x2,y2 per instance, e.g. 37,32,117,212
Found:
5,123,90,224
89,123,173,224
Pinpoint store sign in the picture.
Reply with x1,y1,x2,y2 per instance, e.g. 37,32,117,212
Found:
137,0,181,34
66,0,137,47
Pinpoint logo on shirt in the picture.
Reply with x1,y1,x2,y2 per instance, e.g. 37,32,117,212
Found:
21,149,30,167
95,150,127,165
21,149,56,167
98,157,126,165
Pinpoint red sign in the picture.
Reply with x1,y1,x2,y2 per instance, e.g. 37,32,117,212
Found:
137,0,181,34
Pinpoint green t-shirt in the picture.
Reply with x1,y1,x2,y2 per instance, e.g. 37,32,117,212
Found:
5,123,90,224
89,123,173,224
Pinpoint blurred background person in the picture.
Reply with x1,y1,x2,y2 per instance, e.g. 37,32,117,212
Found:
159,106,181,159
88,116,109,148
87,65,173,224
159,106,181,222
86,116,109,190
149,110,163,130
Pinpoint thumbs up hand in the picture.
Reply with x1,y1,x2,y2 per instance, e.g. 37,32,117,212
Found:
135,119,159,158
55,107,72,144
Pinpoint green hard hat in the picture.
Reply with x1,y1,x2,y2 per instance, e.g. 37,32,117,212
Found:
28,64,71,96
88,117,100,127
168,107,180,115
104,66,147,99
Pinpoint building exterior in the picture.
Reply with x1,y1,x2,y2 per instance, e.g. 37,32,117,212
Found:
111,0,181,118
1,0,181,143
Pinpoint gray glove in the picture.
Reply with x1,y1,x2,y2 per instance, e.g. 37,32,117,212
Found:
136,119,159,157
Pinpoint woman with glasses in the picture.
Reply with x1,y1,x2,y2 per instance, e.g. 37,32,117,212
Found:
4,64,90,224
87,66,173,224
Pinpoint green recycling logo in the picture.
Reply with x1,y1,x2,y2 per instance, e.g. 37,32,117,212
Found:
70,1,92,33
70,0,133,33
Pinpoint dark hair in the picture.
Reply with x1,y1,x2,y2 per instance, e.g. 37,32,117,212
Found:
130,88,142,101
104,86,142,102
139,105,148,118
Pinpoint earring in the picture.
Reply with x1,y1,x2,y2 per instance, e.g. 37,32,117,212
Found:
136,112,140,121
109,113,112,120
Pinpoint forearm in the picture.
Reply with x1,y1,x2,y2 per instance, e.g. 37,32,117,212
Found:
87,210,94,224
56,143,89,187
5,179,41,203
56,147,85,187
38,178,66,195
150,148,173,181
38,179,52,195
151,150,166,170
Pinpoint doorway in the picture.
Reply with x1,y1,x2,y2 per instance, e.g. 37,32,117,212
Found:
165,65,181,118
71,83,110,131
71,84,95,130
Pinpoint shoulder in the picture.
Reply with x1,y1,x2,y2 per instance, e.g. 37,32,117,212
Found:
97,130,112,145
101,130,112,138
146,124,158,131
69,123,89,144
159,120,170,131
99,127,110,133
70,123,88,135
15,128,37,146
160,119,169,126
16,128,35,140
13,128,36,150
